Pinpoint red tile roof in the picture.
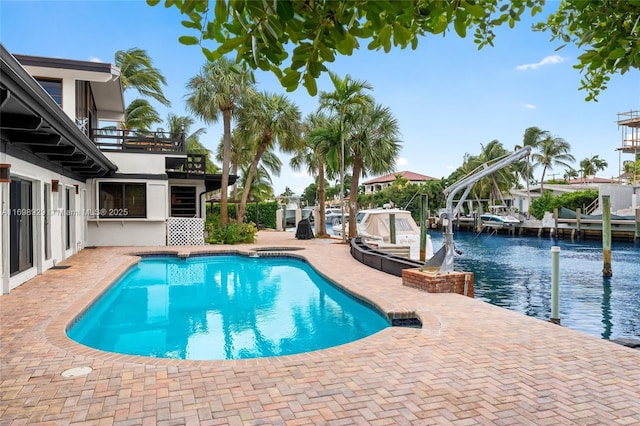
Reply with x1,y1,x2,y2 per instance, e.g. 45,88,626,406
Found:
363,171,439,185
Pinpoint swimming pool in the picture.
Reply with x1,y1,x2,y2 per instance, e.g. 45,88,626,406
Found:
67,254,390,360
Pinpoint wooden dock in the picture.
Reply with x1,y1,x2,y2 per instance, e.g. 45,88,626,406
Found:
439,212,640,242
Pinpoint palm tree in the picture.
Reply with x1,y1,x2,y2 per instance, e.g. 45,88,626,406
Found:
579,155,608,178
236,164,276,202
319,72,373,241
345,103,401,238
162,114,218,173
234,91,302,222
115,48,170,106
530,134,575,191
564,168,579,182
290,112,338,237
121,98,161,132
518,127,546,187
475,140,516,205
185,58,254,226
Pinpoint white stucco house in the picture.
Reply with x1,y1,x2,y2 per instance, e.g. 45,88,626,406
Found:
0,45,232,293
362,171,439,195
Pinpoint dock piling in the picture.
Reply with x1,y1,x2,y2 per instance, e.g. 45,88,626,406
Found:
602,195,612,277
551,246,561,325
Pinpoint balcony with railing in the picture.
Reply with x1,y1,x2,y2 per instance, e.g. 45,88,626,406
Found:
165,154,207,178
91,128,185,153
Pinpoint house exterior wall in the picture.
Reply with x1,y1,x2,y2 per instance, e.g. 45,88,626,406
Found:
85,179,169,246
103,152,170,174
1,154,86,293
597,184,634,213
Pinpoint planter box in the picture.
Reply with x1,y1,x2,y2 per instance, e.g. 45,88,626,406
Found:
402,269,474,298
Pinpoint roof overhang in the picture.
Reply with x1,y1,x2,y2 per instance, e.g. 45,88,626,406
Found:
1,44,118,180
14,53,125,122
205,174,237,192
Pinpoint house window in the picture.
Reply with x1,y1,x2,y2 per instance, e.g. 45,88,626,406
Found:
75,81,97,137
170,186,196,217
35,77,62,106
99,183,146,218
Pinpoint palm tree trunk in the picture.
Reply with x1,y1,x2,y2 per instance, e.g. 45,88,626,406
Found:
349,154,363,238
232,162,241,221
220,110,232,226
238,138,268,222
317,160,326,237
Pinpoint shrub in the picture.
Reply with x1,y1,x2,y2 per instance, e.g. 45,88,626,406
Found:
529,190,598,219
208,201,278,229
205,215,258,244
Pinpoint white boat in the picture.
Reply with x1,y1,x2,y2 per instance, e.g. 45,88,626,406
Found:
324,208,346,228
333,208,433,261
480,205,520,228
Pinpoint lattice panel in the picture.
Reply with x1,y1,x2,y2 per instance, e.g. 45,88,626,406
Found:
166,218,205,245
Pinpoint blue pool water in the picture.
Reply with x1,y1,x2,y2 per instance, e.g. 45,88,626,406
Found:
68,255,389,360
429,231,639,340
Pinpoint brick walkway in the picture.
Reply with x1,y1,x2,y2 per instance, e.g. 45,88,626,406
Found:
1,231,639,425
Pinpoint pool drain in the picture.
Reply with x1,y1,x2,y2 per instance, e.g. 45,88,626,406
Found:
61,366,92,377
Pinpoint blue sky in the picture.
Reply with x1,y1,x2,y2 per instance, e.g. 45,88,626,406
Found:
1,1,638,196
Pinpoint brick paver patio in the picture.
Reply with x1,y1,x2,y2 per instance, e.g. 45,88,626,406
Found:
1,230,639,425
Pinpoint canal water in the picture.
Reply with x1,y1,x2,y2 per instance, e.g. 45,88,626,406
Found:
429,231,639,341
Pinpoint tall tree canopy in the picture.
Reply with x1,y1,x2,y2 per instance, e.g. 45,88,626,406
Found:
147,0,545,95
185,57,254,226
535,0,640,101
147,0,638,99
115,47,170,106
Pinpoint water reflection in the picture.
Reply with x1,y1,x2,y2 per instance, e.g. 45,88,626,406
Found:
68,255,389,360
429,231,639,340
601,278,612,339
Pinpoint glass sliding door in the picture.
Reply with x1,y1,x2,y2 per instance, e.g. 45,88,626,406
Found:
66,187,71,250
44,183,51,260
9,178,33,275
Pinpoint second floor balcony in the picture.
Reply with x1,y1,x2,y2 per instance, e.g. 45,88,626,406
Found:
91,128,185,153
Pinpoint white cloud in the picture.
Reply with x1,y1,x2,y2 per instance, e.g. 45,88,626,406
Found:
88,56,102,63
397,157,409,166
525,104,536,109
516,55,567,71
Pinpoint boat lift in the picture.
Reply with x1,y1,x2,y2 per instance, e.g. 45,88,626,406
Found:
423,146,532,273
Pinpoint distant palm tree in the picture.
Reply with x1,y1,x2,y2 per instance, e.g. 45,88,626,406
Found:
564,168,579,182
345,103,401,237
530,135,575,191
186,58,254,226
234,91,302,222
579,155,608,178
475,140,515,205
115,48,170,106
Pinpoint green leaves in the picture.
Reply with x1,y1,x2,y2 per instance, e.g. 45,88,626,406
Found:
535,0,640,101
178,35,199,45
150,0,559,96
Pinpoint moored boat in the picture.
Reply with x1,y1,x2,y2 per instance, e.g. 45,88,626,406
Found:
333,208,433,261
480,205,520,228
